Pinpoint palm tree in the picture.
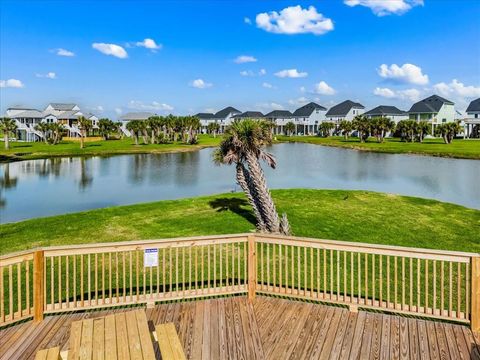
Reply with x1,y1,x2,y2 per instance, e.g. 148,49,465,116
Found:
338,120,353,140
435,122,462,144
352,115,370,143
0,117,17,150
126,120,141,145
147,116,162,144
98,118,114,140
284,121,295,136
415,121,430,143
318,122,334,137
77,116,92,149
34,122,51,144
214,119,290,234
207,122,220,138
49,123,64,144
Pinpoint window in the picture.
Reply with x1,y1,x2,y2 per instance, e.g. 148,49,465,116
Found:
442,118,446,123
475,114,478,119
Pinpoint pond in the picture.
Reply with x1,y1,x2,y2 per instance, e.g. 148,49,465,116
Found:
1,143,479,223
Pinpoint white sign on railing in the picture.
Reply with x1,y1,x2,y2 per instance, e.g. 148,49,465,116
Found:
144,248,158,267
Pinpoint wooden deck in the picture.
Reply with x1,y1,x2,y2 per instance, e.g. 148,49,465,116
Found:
1,296,479,359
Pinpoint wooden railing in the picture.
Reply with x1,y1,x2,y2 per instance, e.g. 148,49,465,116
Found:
1,234,479,332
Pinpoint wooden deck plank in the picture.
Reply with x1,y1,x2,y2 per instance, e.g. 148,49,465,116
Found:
114,313,130,360
2,295,480,360
134,310,156,360
92,318,105,360
79,318,93,360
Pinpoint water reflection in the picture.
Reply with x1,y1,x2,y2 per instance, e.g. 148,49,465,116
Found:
0,143,479,223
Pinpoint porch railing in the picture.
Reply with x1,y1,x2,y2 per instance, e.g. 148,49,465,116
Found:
1,233,479,332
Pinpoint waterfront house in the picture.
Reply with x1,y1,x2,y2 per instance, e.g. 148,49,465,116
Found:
195,112,217,133
264,110,294,134
408,95,455,133
213,106,242,132
232,111,264,120
325,100,365,123
464,98,480,137
119,112,156,137
292,102,327,135
364,105,408,123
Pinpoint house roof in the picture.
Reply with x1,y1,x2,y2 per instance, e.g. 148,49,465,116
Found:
7,107,37,111
326,100,365,116
364,105,406,116
214,106,241,118
119,112,155,121
194,113,216,119
57,110,82,120
235,111,264,118
466,98,480,113
47,103,78,111
292,102,327,117
264,110,293,118
408,95,454,113
10,110,45,118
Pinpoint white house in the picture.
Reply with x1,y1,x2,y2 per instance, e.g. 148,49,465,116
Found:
232,111,264,120
292,102,327,135
325,100,365,123
464,98,480,138
196,106,241,133
118,112,156,137
264,110,294,135
364,105,408,124
408,95,455,133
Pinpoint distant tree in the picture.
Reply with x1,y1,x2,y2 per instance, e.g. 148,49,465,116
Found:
77,116,92,149
126,120,141,145
49,123,64,144
147,116,162,144
34,122,51,144
435,122,462,144
318,122,334,137
415,121,430,143
98,118,115,140
207,122,220,138
0,117,17,149
352,115,370,142
338,120,354,140
185,116,201,144
284,121,295,136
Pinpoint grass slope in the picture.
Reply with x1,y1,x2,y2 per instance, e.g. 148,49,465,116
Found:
276,136,480,159
0,135,221,162
1,189,479,255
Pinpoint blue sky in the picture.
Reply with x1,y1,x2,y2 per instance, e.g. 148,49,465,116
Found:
1,0,479,118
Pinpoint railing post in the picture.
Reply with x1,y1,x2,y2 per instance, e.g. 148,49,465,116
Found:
472,256,480,333
248,235,257,300
33,250,44,322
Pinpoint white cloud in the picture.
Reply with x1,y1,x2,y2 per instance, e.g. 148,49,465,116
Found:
135,38,162,52
344,0,423,16
300,86,307,93
373,87,396,98
55,48,75,57
378,63,429,85
314,81,336,95
114,108,123,115
256,102,285,111
0,79,24,88
259,68,267,76
434,79,480,98
240,70,255,77
256,5,334,35
89,105,104,112
234,55,257,64
373,87,421,101
190,79,213,89
128,100,174,112
244,17,252,25
92,43,128,59
275,69,308,78
262,82,274,89
36,72,56,79
288,97,309,106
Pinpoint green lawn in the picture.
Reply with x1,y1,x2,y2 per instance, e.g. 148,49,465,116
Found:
276,135,480,159
0,135,221,162
1,189,479,255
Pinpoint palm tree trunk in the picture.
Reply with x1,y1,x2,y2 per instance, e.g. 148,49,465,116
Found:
245,152,280,233
80,131,84,149
4,134,9,150
236,163,267,232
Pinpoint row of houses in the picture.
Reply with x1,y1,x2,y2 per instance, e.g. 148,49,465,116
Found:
4,96,480,141
5,103,99,141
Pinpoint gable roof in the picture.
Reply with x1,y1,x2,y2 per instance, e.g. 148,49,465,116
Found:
214,106,241,118
364,105,406,116
292,102,327,117
235,111,264,118
408,95,454,113
47,103,78,111
119,112,155,120
326,100,365,116
264,110,293,118
57,110,82,119
10,110,45,118
466,98,480,113
194,113,216,119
